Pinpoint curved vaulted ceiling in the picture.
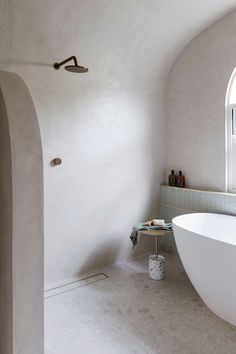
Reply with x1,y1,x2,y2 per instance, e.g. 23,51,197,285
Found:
0,0,236,94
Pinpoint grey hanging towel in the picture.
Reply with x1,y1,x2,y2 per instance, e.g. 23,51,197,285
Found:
130,222,172,248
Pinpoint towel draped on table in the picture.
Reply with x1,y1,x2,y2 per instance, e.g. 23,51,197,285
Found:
130,222,172,248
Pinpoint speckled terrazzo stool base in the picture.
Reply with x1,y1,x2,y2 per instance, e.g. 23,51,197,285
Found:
149,254,165,280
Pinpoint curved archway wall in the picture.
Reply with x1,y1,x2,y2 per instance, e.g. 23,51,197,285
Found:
0,71,43,354
166,10,236,192
1,0,236,288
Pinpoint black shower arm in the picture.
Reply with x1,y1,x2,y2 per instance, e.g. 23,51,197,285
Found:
54,56,78,69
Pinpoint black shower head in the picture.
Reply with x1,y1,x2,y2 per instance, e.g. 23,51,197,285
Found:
65,65,88,73
54,56,88,73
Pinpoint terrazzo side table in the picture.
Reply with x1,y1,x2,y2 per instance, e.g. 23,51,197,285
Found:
138,229,172,280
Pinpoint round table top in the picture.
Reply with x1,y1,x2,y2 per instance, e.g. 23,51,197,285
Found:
138,229,172,236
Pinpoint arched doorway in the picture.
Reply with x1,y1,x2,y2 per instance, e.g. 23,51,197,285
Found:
0,70,44,354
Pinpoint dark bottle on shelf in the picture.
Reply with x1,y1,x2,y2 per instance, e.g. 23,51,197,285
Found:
168,170,176,186
175,171,185,188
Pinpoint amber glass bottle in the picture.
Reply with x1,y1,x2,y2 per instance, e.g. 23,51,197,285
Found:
175,171,185,188
168,170,176,186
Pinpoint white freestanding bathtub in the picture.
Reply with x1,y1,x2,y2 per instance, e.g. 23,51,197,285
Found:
173,213,236,326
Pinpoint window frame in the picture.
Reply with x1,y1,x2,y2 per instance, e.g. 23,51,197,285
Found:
226,67,236,193
226,104,236,193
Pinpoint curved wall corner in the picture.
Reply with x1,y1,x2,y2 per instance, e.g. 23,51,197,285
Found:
0,70,43,354
165,10,236,192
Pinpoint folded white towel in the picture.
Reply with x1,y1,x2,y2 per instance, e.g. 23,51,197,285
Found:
143,219,165,227
152,219,165,226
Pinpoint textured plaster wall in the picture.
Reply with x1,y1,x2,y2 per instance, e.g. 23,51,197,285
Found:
0,87,12,354
166,10,236,192
0,70,43,354
0,0,236,287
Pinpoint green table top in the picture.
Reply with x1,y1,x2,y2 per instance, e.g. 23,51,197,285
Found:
138,229,172,236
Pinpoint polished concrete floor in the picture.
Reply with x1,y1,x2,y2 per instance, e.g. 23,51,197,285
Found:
45,254,236,354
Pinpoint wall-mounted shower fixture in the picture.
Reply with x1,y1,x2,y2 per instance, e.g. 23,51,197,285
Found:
54,56,88,73
52,158,62,166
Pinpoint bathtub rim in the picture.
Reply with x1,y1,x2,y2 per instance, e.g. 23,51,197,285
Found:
172,212,236,246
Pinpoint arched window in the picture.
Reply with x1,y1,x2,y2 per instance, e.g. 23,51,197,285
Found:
226,68,236,193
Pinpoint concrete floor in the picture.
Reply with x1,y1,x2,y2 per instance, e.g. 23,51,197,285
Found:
45,254,236,354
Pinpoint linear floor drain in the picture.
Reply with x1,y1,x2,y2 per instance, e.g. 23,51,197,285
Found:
44,273,108,299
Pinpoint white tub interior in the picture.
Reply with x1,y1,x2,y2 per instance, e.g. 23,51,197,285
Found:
173,213,236,246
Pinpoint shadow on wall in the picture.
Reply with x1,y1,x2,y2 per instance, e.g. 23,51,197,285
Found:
77,232,155,277
0,58,52,67
77,236,122,276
